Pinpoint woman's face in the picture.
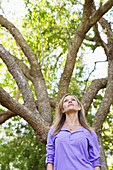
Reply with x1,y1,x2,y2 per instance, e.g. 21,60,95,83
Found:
62,95,81,114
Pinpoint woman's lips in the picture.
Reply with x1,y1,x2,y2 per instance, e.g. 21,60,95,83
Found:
68,104,74,107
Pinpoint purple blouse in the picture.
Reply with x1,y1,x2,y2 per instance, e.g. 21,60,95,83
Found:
46,126,101,170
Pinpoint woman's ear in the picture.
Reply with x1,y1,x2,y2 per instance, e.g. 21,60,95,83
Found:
62,108,64,113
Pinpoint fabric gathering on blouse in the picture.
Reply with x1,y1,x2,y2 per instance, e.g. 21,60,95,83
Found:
46,126,101,170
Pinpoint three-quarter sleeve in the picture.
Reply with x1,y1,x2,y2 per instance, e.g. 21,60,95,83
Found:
88,130,101,168
46,127,55,165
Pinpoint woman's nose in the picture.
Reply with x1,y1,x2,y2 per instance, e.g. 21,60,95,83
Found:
68,100,72,103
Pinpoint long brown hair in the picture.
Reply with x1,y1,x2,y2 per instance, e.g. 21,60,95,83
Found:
51,93,92,136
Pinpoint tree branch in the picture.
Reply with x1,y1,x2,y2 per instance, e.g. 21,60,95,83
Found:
0,15,39,68
57,0,112,102
57,0,93,101
0,97,56,125
0,44,37,112
0,86,50,144
12,55,33,81
32,75,52,123
15,88,20,101
93,23,109,59
0,110,17,124
35,97,56,109
0,15,52,122
81,78,107,116
92,0,113,135
97,135,108,170
90,0,113,27
92,41,113,135
98,17,113,40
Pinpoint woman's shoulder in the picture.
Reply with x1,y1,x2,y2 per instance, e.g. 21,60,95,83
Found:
82,127,97,137
48,125,55,133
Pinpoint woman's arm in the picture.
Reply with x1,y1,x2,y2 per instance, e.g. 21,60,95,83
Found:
94,166,101,170
88,130,101,169
47,163,54,170
46,127,55,169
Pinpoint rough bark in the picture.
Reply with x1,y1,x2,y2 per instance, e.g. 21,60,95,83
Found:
92,19,113,170
93,24,109,60
57,0,113,102
0,86,49,144
81,78,107,116
92,4,113,134
93,47,113,134
57,0,93,102
0,110,17,124
90,0,113,27
0,44,37,112
91,2,113,169
0,15,52,123
12,55,33,81
0,97,56,125
97,135,108,170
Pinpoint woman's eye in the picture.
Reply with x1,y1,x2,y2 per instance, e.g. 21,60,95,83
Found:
72,98,75,101
64,99,67,102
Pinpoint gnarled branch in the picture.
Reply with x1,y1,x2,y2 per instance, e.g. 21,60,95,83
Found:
57,0,112,102
93,41,113,135
81,78,107,115
0,110,17,124
0,97,56,125
0,15,52,123
57,0,94,102
93,23,109,59
0,86,50,144
12,55,33,81
0,15,39,67
0,44,37,112
90,0,113,27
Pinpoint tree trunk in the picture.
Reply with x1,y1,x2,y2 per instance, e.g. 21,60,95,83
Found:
97,135,108,170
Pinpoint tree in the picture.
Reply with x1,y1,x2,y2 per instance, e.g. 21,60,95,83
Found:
0,0,113,169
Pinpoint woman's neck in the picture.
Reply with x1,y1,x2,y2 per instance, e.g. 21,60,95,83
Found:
64,112,80,126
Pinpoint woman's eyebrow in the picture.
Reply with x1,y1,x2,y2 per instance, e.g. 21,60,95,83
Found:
64,98,68,101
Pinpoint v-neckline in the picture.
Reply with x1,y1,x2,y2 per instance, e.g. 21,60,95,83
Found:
62,126,83,133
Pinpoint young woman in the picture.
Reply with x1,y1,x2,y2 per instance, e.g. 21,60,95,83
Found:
46,93,101,170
